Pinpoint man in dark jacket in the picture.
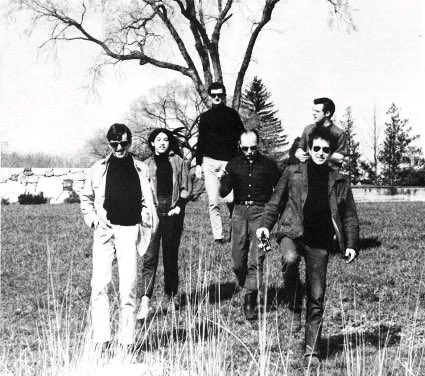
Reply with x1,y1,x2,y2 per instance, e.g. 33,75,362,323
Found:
219,130,281,320
195,82,245,242
256,127,359,369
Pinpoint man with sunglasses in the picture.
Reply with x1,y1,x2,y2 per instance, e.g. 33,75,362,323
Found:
295,97,347,168
256,127,359,369
219,130,280,320
80,123,158,355
195,82,244,243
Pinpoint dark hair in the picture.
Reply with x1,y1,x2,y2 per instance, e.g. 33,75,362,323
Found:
208,82,226,95
307,126,335,152
147,128,182,157
313,97,335,118
107,123,132,141
239,129,260,143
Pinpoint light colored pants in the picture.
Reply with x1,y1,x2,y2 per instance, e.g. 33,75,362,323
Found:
202,157,233,240
91,222,139,345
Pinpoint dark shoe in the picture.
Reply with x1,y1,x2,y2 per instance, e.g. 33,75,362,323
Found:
303,354,321,370
214,238,226,245
95,341,113,358
244,293,258,321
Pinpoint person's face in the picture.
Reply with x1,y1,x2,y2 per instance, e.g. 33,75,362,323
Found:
209,88,225,107
239,132,259,162
309,137,331,165
109,132,131,158
312,103,330,125
151,132,170,155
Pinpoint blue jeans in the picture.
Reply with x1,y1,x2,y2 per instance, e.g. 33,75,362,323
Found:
279,237,329,356
231,204,265,294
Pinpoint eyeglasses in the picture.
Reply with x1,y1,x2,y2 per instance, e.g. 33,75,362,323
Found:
109,141,130,149
210,93,224,98
312,146,330,153
241,146,258,152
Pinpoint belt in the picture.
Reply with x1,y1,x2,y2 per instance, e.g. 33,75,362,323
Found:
235,200,265,206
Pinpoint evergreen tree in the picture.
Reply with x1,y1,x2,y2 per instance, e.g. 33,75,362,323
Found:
378,103,418,186
241,76,288,155
340,106,361,184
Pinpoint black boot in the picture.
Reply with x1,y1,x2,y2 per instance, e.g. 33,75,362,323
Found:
244,293,258,321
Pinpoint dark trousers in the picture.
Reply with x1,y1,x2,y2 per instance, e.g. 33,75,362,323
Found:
231,204,265,294
279,237,329,356
140,197,184,298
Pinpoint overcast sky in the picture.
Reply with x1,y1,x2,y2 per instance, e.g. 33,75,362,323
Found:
1,0,424,161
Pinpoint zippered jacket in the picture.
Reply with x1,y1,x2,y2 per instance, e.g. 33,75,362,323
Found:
80,153,159,256
260,163,359,253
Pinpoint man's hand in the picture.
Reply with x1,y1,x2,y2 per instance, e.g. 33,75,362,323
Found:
168,206,181,216
256,228,269,241
330,152,345,165
295,148,310,162
217,167,227,179
142,210,151,227
195,165,203,180
345,248,356,263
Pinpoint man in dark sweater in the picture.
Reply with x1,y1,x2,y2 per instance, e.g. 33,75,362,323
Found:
195,82,244,242
81,123,157,354
220,130,281,320
256,127,359,369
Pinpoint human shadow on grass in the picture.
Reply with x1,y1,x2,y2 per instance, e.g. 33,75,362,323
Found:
359,236,381,250
179,282,240,307
320,323,402,359
133,320,218,353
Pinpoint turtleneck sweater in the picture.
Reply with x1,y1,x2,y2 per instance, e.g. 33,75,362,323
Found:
104,154,141,226
303,161,335,249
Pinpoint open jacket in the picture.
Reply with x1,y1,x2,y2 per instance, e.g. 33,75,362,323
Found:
80,153,159,256
260,163,359,253
143,152,191,210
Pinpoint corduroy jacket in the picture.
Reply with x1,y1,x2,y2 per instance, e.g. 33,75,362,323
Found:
260,163,359,253
143,152,191,210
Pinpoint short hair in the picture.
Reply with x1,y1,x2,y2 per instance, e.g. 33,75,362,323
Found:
107,123,132,142
147,128,182,157
307,126,335,152
208,82,226,95
313,97,335,118
239,129,260,143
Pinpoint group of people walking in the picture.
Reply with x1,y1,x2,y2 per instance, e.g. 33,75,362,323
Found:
80,82,360,369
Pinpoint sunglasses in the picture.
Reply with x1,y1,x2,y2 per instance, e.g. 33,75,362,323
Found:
210,93,225,98
312,146,330,153
109,141,130,149
241,146,258,152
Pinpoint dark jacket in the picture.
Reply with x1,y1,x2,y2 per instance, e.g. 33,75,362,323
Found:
260,163,359,253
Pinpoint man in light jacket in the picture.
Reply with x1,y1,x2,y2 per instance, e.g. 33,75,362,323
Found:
256,126,359,369
80,123,158,353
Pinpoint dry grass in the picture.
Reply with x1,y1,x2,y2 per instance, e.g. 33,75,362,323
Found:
2,201,425,375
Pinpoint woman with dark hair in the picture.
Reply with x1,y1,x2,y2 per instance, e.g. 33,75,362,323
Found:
137,128,191,319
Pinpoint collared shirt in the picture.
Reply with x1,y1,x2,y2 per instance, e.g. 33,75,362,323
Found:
220,153,281,202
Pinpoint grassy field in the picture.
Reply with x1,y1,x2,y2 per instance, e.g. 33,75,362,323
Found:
2,201,425,375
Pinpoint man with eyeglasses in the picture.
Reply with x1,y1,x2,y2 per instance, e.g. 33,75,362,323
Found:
195,82,244,243
256,127,359,369
219,130,280,320
80,123,158,355
295,97,347,168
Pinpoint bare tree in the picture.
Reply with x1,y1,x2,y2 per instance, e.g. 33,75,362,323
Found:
9,0,354,109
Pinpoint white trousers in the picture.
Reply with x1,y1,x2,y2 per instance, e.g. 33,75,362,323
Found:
91,223,139,345
202,157,233,240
